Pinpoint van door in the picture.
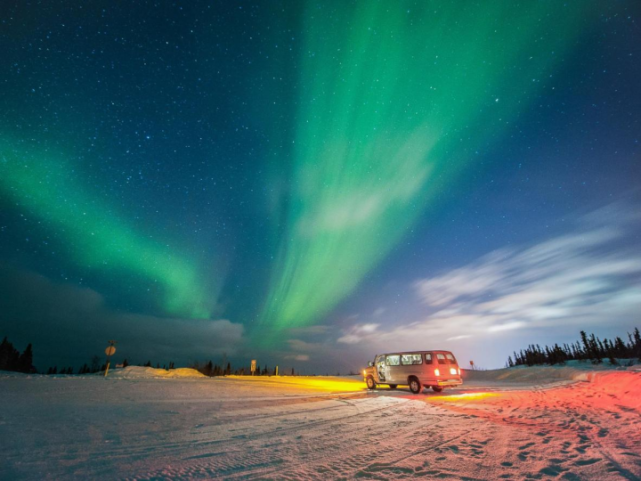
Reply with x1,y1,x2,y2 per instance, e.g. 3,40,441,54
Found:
385,354,401,383
375,355,387,382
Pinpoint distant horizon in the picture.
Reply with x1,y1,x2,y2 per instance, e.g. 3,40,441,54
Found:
2,324,639,376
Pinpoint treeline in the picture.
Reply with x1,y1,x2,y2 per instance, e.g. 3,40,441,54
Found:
2,336,303,378
48,355,117,375
507,328,641,367
0,337,35,373
192,361,298,377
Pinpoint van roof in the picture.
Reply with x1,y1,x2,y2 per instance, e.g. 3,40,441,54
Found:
375,350,455,356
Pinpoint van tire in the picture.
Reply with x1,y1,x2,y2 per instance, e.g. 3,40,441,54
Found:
408,377,422,394
432,386,443,393
388,384,397,389
366,376,376,390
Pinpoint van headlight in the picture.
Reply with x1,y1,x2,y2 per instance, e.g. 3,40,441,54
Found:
434,369,440,376
450,368,457,375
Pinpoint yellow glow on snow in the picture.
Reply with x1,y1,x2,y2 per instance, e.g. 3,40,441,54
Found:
225,376,366,393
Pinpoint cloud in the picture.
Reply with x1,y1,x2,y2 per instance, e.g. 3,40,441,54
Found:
336,204,641,351
0,265,244,368
446,335,472,341
284,354,310,362
287,339,317,351
337,323,380,344
286,325,331,336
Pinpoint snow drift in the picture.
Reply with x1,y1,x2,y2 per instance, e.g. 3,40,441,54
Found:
107,365,206,379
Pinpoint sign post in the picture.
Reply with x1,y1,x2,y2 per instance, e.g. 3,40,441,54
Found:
250,359,257,376
104,340,117,377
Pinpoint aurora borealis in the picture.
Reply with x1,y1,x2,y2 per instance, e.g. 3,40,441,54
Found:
0,141,217,318
261,2,595,330
1,1,639,371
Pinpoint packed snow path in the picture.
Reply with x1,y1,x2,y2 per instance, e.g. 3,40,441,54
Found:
1,368,640,480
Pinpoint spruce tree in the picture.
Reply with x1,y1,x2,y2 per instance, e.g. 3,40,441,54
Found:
0,337,11,370
91,356,101,372
204,360,213,376
580,331,591,360
18,343,34,373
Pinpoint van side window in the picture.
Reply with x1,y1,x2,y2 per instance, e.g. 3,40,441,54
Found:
386,355,400,366
425,353,433,364
401,354,422,365
437,353,447,365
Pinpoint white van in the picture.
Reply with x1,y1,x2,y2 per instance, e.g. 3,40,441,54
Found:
363,350,462,394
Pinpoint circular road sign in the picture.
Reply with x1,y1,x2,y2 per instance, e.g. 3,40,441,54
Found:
105,346,116,356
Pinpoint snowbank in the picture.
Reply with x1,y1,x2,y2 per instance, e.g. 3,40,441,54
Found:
0,370,39,379
106,366,206,379
463,360,639,384
463,366,588,384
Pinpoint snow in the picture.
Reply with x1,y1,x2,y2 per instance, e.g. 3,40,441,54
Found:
1,366,640,479
108,366,207,379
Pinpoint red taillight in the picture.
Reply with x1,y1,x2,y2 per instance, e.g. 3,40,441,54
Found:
449,368,457,375
434,369,440,376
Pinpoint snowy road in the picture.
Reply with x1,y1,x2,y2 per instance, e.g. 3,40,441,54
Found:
1,368,640,480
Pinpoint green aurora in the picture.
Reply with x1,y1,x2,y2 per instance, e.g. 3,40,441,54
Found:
260,2,596,332
0,141,215,319
0,2,598,336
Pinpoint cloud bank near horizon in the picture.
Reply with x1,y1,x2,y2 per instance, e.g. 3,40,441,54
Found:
0,266,244,369
337,203,641,359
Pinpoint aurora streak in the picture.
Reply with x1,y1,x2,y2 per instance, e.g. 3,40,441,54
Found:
260,2,595,332
0,141,216,319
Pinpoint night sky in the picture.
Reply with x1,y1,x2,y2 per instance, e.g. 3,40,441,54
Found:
1,1,639,373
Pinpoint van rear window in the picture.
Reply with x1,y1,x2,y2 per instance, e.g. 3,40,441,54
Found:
437,353,447,365
446,353,457,364
401,354,422,365
425,353,433,364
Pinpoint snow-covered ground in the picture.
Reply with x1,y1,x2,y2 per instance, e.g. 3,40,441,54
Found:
1,366,640,480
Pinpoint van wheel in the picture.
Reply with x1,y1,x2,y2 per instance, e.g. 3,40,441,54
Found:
388,384,397,389
409,378,422,394
432,386,443,393
366,376,376,390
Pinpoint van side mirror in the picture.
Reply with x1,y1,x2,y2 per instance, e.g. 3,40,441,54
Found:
368,361,374,367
